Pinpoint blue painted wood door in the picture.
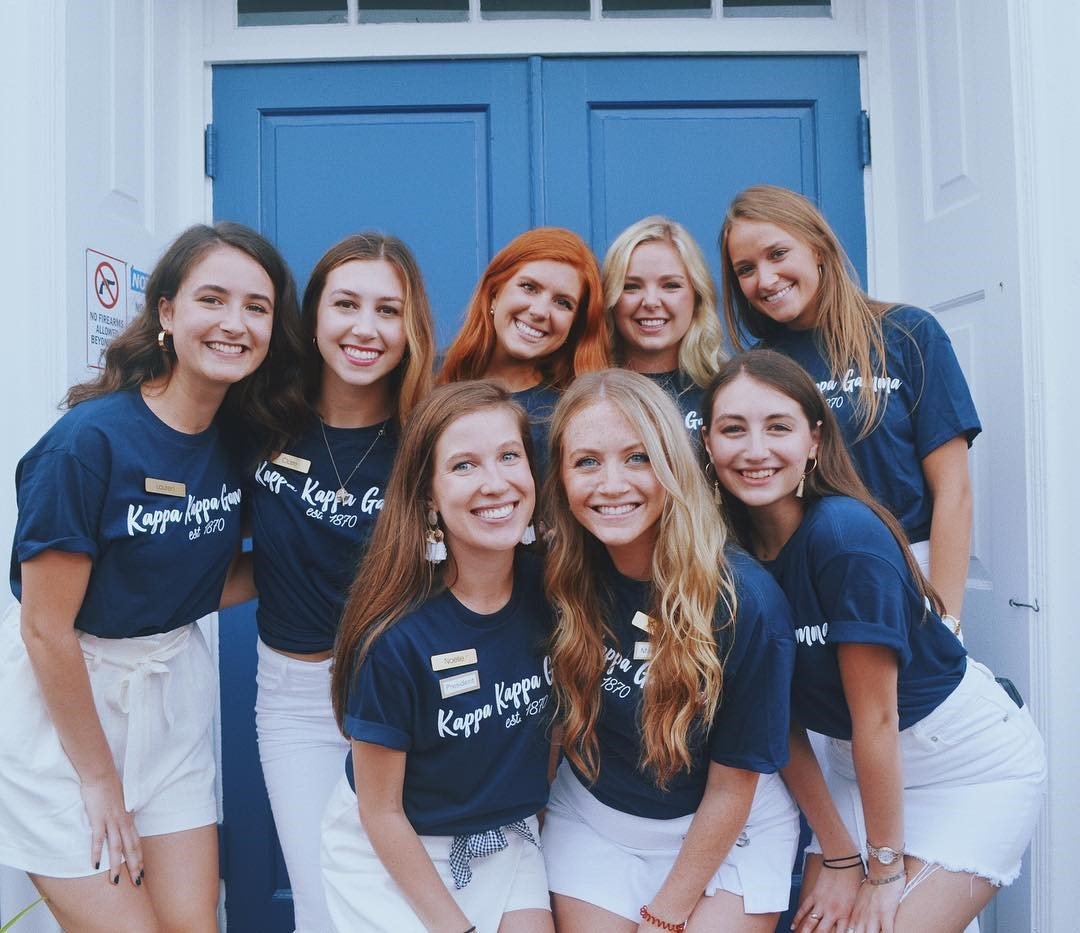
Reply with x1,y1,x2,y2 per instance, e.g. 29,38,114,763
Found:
213,54,863,932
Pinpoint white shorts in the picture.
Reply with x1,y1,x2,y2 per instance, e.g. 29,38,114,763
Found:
807,659,1046,885
0,603,218,878
321,775,550,933
542,762,799,918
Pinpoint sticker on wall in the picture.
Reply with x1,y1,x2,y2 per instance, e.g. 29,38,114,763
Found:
128,265,149,326
86,248,128,369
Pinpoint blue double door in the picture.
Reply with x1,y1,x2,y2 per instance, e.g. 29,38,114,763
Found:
213,54,865,930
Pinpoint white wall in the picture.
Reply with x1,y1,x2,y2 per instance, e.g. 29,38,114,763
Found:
0,1,210,927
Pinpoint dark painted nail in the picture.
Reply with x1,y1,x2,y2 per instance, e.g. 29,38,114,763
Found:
94,861,100,870
112,873,120,885
135,874,142,887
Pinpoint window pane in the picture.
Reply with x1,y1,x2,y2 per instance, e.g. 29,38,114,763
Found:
358,0,468,22
723,0,830,16
481,0,590,20
238,0,347,26
603,0,710,17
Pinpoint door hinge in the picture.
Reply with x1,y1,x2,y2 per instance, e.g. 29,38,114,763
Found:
858,110,871,168
204,124,217,179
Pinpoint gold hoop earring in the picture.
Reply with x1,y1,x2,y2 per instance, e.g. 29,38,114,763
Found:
795,457,818,499
157,330,171,353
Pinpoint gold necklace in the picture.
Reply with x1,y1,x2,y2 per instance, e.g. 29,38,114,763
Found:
318,418,387,506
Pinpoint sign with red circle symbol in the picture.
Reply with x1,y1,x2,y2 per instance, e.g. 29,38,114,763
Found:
94,260,120,309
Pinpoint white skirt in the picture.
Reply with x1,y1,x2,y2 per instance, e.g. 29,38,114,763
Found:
807,659,1046,885
542,762,799,918
320,775,550,933
0,602,217,878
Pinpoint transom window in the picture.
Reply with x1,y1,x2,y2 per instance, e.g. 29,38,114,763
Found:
237,0,829,25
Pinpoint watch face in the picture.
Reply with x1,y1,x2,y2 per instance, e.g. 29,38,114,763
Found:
870,845,900,865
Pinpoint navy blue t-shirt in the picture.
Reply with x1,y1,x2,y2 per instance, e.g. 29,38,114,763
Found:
11,389,243,638
250,418,397,653
344,555,553,836
571,548,795,820
767,306,981,542
644,370,706,450
512,384,560,480
765,496,966,739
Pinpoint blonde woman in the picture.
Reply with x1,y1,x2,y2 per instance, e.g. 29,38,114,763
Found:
720,185,979,625
602,217,724,444
541,370,798,932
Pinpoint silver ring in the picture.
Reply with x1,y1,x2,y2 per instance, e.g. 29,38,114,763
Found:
846,927,856,933
809,913,822,920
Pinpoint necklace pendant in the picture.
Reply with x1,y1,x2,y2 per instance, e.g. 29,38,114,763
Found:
335,488,347,505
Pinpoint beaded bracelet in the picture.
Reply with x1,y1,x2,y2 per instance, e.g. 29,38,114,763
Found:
864,869,906,886
639,904,687,932
822,853,865,870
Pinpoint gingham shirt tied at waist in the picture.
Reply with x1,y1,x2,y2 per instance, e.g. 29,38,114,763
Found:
449,819,539,890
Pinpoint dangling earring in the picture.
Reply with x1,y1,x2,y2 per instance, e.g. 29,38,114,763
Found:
157,330,171,353
520,523,537,546
425,508,447,563
704,462,722,507
796,457,818,499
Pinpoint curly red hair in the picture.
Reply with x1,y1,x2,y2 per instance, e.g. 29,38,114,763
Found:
438,227,609,388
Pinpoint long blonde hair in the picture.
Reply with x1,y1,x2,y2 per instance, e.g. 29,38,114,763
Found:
331,381,536,733
602,216,725,388
543,369,737,787
719,185,894,437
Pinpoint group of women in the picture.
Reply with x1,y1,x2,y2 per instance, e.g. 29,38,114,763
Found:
0,185,1045,933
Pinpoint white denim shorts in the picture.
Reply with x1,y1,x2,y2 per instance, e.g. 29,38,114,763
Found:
320,775,550,933
542,761,799,918
0,602,217,878
807,659,1047,885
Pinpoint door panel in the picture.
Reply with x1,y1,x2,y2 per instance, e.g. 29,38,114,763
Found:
541,55,866,287
213,53,864,932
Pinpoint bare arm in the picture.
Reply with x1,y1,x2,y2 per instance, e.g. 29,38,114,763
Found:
352,739,473,933
922,436,973,619
838,643,905,931
781,724,862,931
642,761,759,927
219,550,257,608
20,550,143,883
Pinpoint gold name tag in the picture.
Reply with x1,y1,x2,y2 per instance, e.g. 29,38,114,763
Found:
633,641,653,661
631,611,653,634
431,648,478,672
439,670,481,699
271,452,311,474
145,477,186,498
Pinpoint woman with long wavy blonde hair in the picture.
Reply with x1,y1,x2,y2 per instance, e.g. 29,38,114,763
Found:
719,185,980,628
439,227,609,476
540,369,799,933
602,216,724,445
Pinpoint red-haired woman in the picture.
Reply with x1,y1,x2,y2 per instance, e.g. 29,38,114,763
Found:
438,227,609,477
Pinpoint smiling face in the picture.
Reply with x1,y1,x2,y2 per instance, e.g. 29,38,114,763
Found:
725,219,822,331
704,372,819,520
158,244,275,396
315,258,407,400
560,399,665,579
489,260,584,375
429,406,536,566
613,239,696,373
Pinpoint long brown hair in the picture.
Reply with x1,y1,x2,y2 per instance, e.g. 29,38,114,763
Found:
299,233,435,430
331,381,536,732
719,185,895,438
66,222,306,457
701,349,942,611
543,369,736,787
437,227,610,389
